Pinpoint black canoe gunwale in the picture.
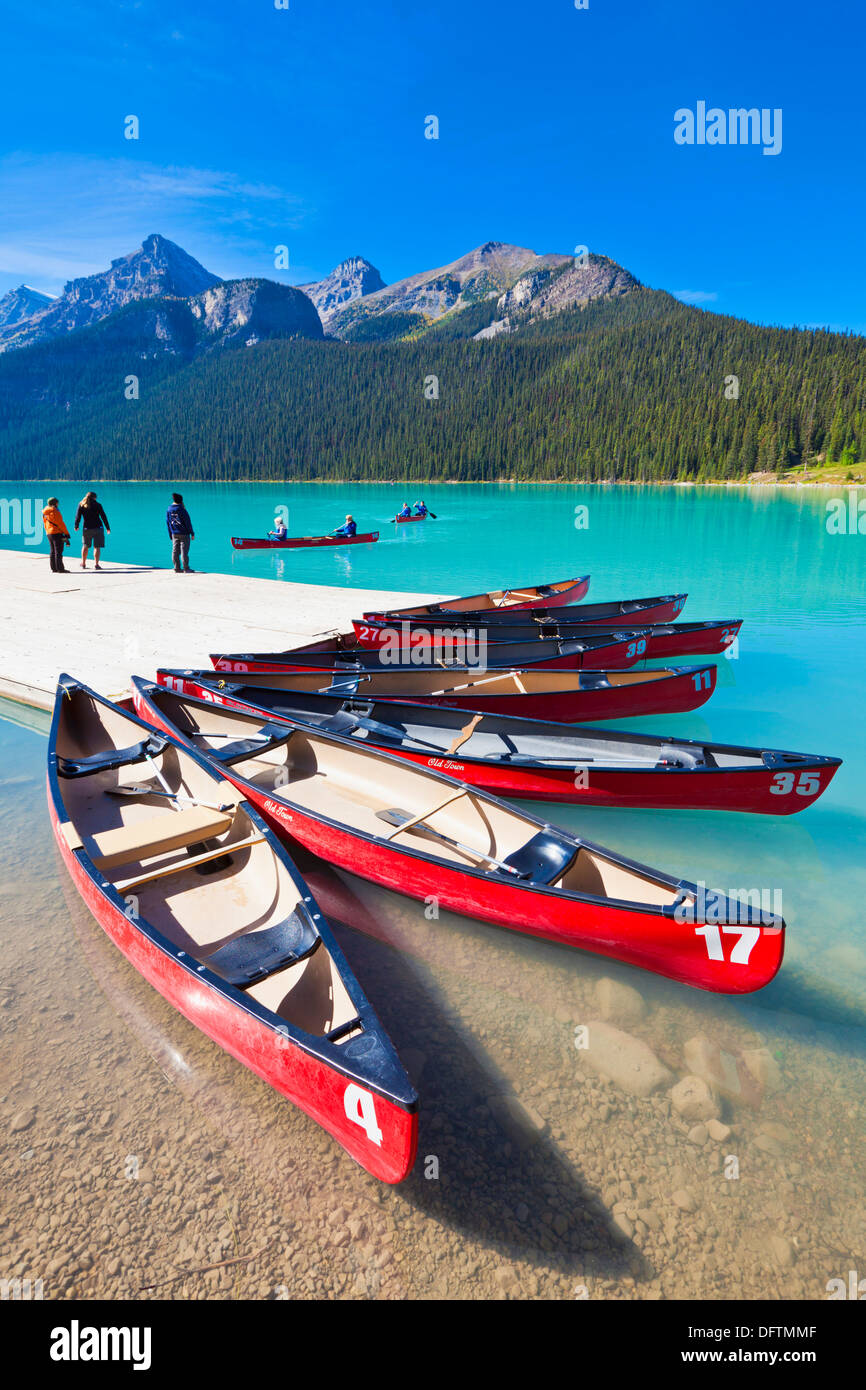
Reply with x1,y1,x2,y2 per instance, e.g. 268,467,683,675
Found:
185,663,717,696
368,585,678,624
136,678,783,932
143,677,841,781
48,676,417,1111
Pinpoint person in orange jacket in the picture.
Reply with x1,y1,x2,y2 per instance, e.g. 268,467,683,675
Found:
43,498,71,573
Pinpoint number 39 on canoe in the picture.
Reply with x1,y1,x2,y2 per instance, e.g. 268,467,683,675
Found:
132,677,786,995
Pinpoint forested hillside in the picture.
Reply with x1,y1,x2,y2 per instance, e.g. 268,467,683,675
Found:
1,288,864,481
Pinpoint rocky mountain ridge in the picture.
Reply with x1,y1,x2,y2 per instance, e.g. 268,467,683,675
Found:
0,234,642,356
0,234,221,351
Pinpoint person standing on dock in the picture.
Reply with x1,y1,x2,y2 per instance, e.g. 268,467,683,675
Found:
166,493,195,573
42,498,70,573
74,491,110,569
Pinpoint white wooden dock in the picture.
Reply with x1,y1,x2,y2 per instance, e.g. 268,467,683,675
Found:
0,552,439,710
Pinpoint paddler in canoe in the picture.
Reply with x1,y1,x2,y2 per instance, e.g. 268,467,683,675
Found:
397,502,412,518
331,514,357,538
268,515,288,541
413,500,428,517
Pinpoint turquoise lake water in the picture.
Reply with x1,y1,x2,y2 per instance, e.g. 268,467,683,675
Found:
4,479,865,975
1,482,865,1297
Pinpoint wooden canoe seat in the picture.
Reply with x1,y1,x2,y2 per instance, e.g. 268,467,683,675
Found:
89,805,235,871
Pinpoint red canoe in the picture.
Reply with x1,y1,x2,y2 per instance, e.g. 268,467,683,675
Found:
231,531,379,550
393,514,428,524
210,629,650,674
350,618,743,661
132,679,785,994
377,575,591,615
47,676,417,1182
133,678,842,814
159,662,719,722
364,591,686,627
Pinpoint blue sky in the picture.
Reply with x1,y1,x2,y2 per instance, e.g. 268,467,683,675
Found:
1,0,864,330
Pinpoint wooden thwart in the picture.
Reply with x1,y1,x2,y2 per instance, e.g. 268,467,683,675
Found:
114,833,267,893
380,787,469,841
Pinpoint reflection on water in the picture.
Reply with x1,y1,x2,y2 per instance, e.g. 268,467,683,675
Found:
1,712,864,1301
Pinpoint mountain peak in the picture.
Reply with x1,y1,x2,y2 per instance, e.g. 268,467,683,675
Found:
0,236,222,351
301,256,386,329
0,283,55,334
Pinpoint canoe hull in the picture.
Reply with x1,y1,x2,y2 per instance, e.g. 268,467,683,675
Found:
356,750,839,812
46,770,416,1183
364,593,686,627
350,620,742,661
141,680,839,814
162,664,718,724
231,532,379,550
213,632,647,674
134,705,781,994
380,575,592,615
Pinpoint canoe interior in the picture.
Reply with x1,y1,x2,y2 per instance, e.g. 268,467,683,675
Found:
145,688,682,911
54,686,359,1037
193,666,690,699
388,577,586,615
150,682,777,772
368,594,683,626
243,634,627,669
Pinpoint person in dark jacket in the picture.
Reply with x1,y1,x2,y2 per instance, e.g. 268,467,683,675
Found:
74,491,110,569
166,493,195,573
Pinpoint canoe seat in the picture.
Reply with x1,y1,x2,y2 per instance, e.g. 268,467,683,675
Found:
656,744,717,769
207,723,296,766
59,735,168,779
205,905,320,986
500,829,577,884
89,805,235,871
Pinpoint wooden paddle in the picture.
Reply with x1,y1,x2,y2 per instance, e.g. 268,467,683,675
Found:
107,785,236,812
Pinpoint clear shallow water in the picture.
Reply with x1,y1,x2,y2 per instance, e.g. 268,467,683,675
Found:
1,484,865,1299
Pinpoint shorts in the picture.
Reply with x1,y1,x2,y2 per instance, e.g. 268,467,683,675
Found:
83,528,105,547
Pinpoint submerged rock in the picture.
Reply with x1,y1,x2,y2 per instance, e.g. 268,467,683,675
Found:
670,1075,719,1122
595,977,646,1025
579,1022,672,1097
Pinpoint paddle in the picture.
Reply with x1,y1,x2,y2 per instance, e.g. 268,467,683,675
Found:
106,785,235,812
375,807,521,876
341,712,448,754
